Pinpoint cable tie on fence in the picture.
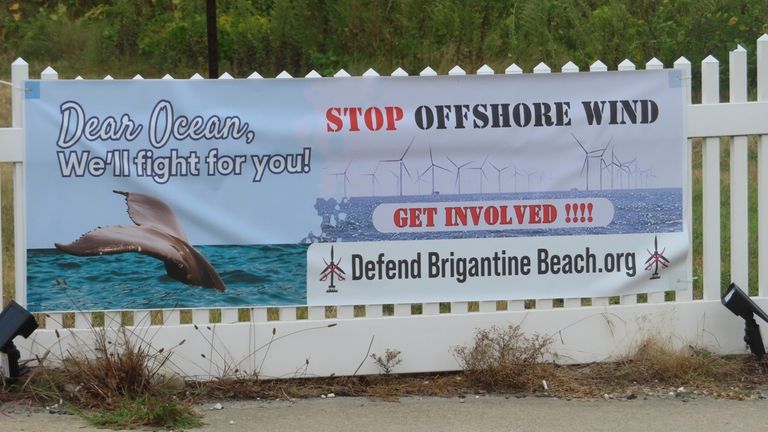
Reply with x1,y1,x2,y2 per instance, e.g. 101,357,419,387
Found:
0,80,32,92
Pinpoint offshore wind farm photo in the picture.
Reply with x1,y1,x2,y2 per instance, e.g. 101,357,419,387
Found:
313,132,681,243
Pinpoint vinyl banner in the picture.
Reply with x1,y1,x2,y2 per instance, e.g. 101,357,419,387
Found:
25,70,687,311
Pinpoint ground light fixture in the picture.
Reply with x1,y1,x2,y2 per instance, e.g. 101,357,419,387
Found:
0,300,39,381
721,283,768,360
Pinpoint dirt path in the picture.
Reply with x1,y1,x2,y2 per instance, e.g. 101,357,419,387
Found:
3,396,767,431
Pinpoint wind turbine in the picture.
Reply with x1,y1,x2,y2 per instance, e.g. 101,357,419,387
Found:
469,156,490,193
525,170,536,192
332,161,352,197
446,156,473,194
381,137,414,196
389,170,400,196
572,134,610,191
489,162,509,193
600,159,611,190
511,165,522,193
416,167,430,194
613,155,632,189
362,162,380,196
421,146,450,195
622,157,636,189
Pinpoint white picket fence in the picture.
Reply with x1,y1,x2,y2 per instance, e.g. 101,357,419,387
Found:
3,35,768,379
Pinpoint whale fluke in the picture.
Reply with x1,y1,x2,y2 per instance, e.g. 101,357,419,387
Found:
55,191,226,292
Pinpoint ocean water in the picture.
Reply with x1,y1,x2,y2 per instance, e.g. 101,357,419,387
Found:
27,244,309,312
310,188,682,241
27,188,682,312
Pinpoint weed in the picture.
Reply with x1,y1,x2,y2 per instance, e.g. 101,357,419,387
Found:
370,348,403,374
81,395,202,430
615,337,744,386
454,325,553,392
17,326,197,430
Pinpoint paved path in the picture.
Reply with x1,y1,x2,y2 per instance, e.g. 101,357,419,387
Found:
3,396,768,431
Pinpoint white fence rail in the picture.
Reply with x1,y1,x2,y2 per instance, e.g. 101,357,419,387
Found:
3,35,768,379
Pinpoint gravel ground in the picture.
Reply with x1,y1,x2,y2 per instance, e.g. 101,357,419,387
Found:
3,395,768,432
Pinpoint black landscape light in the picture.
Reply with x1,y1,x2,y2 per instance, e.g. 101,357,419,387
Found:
721,283,768,360
0,300,38,380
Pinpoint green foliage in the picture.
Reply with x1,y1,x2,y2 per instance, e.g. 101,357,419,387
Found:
1,0,765,79
81,396,202,430
370,348,403,374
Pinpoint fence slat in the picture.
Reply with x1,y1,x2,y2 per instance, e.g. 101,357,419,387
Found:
729,45,749,292
759,35,768,297
701,55,721,300
479,301,496,312
394,304,411,316
337,305,354,319
105,311,122,328
74,312,91,329
591,297,609,307
675,56,694,302
308,306,325,320
564,298,582,308
163,310,180,326
221,308,239,324
646,57,667,304
280,307,298,321
133,311,151,327
365,304,383,318
44,313,64,330
250,307,268,322
191,309,209,324
451,302,468,314
423,303,440,315
618,59,642,305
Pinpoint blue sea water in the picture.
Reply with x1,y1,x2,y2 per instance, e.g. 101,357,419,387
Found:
310,188,682,241
27,244,309,312
27,188,681,312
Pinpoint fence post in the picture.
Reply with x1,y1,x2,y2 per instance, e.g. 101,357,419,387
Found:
646,58,665,304
674,56,693,301
562,60,582,308
729,45,749,292
758,34,768,297
10,59,28,306
701,55,721,300
11,59,27,129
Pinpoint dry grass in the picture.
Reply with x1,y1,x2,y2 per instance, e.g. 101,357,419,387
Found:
18,327,179,409
2,329,768,432
454,325,553,392
165,331,768,405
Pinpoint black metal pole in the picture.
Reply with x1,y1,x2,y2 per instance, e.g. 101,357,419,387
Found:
206,0,219,78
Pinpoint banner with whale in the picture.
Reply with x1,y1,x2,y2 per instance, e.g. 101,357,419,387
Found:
24,70,687,311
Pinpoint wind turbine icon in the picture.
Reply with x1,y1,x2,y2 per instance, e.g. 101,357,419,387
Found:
469,156,490,193
489,162,509,193
421,146,450,195
332,161,352,197
381,138,414,196
447,156,473,194
572,134,610,191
